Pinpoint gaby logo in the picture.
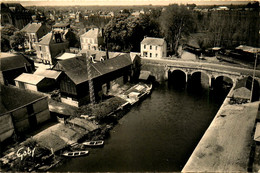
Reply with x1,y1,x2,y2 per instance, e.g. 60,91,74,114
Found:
16,147,36,160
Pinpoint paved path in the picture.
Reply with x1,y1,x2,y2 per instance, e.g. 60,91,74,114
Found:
182,93,259,172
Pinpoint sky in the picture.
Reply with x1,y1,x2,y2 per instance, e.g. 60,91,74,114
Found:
2,0,256,6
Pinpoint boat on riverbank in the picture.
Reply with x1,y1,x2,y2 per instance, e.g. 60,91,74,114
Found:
83,140,104,147
62,151,89,157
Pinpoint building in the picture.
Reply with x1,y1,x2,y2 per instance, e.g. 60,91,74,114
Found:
0,85,51,141
1,3,31,29
80,28,104,51
53,53,132,107
21,22,50,50
15,73,57,92
141,36,167,58
0,53,34,85
35,32,69,65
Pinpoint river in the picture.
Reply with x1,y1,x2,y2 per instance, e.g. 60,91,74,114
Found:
51,81,228,172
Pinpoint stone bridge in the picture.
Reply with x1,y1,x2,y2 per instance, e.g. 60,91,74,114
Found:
141,58,260,87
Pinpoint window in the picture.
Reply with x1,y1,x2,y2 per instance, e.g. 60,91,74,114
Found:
155,46,157,50
144,45,146,49
150,53,152,57
143,52,147,57
150,45,152,50
156,53,158,57
39,46,41,51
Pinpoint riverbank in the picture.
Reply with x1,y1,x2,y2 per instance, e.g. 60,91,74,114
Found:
182,86,259,172
0,83,152,172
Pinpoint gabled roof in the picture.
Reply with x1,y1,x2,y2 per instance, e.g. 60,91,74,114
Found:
15,73,45,85
22,22,42,33
0,53,31,71
38,32,53,45
34,68,61,80
57,53,132,85
92,53,132,75
141,37,165,46
81,28,100,38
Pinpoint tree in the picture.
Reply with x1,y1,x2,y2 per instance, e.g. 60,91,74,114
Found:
159,4,194,55
10,31,27,51
104,12,161,52
1,24,19,52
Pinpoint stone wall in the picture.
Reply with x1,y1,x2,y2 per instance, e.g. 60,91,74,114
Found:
141,60,167,82
0,113,14,142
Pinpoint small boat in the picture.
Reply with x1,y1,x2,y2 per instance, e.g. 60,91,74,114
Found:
83,140,104,147
62,150,89,157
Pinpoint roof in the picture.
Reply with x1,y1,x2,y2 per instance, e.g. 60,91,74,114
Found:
34,68,61,80
57,53,132,85
53,23,70,28
56,52,77,60
80,50,124,61
141,37,165,46
21,22,42,33
139,70,151,80
81,28,100,38
92,53,132,75
0,84,44,113
38,32,53,45
14,73,45,85
232,87,251,100
235,45,260,53
0,53,31,71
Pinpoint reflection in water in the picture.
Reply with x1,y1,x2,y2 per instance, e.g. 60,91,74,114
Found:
51,81,228,172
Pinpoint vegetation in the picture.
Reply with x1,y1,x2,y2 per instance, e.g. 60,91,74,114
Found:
159,4,195,55
77,96,126,122
1,24,19,52
10,31,27,51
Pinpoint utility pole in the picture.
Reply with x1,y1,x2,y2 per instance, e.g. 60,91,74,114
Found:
86,53,95,104
250,49,258,102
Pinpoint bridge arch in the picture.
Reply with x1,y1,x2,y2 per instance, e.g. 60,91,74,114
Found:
168,69,187,85
190,70,211,87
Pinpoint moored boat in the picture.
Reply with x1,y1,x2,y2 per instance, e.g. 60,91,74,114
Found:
83,140,104,147
62,150,89,157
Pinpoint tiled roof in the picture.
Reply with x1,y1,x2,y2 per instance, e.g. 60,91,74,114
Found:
0,53,31,71
141,37,165,46
15,73,45,85
81,28,100,38
22,23,42,33
34,68,61,80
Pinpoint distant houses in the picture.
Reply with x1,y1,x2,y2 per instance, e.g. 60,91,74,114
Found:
141,36,167,58
80,28,104,51
0,53,34,85
21,22,50,50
